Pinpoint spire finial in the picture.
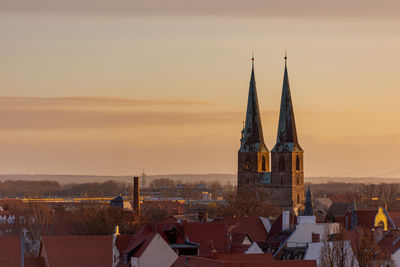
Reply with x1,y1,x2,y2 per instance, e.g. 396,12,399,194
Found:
251,50,254,62
284,50,287,65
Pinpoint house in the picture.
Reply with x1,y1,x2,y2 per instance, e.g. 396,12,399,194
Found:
182,221,231,256
116,224,178,267
268,189,339,260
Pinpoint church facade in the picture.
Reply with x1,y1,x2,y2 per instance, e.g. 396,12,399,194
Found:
237,55,305,211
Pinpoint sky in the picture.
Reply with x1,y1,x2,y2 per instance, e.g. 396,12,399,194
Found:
1,0,400,177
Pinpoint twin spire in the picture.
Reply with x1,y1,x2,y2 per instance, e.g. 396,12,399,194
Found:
239,53,267,153
239,53,302,153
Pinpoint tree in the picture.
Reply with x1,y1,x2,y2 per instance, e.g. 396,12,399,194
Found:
24,202,54,251
139,206,168,224
357,183,399,209
319,232,357,267
66,203,136,235
211,187,281,218
149,178,176,189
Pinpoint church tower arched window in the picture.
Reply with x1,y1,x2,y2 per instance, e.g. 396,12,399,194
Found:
262,156,266,171
296,155,300,171
279,156,285,171
297,194,300,204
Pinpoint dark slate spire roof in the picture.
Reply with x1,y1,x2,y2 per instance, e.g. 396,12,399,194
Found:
304,186,314,216
272,55,302,152
239,56,268,153
351,200,358,230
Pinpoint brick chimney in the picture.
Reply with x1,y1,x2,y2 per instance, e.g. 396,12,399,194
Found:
133,176,140,217
312,232,320,243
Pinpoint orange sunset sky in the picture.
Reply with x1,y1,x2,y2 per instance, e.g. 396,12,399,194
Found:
1,0,400,178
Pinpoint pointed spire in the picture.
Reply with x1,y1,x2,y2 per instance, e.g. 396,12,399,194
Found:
351,199,358,230
272,53,302,152
304,186,314,216
239,54,268,153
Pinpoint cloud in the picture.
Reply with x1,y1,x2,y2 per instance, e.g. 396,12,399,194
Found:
0,97,335,130
0,96,213,110
1,0,399,18
0,97,238,129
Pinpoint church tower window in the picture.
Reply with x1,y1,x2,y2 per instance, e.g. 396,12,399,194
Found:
262,156,266,171
279,156,285,171
297,194,300,204
296,155,300,171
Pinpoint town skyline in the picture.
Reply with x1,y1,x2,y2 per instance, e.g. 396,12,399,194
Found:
2,0,400,178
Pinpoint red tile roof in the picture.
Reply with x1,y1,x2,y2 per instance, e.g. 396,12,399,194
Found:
224,260,316,267
209,253,274,262
388,211,400,227
24,257,45,267
119,224,160,261
354,210,377,229
267,213,297,239
222,216,267,243
40,235,113,267
116,234,131,253
172,254,317,267
155,222,185,244
0,236,21,267
183,222,230,256
377,231,400,255
229,244,250,254
172,256,225,267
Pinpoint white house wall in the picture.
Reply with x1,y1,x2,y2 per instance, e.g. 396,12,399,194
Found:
132,233,178,267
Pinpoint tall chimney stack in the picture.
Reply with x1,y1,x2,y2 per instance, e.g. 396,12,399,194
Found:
133,176,140,217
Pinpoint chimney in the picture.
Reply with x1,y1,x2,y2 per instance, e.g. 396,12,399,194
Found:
282,211,290,231
312,232,320,243
198,207,207,222
133,176,140,217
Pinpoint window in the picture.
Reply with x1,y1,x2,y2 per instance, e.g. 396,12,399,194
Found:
279,156,285,171
297,194,300,204
247,179,249,185
262,156,266,171
296,155,300,171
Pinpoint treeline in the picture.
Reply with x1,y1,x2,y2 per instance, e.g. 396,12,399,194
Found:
0,180,128,198
309,182,400,210
0,178,234,199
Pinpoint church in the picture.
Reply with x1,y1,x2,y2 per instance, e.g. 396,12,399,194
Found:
237,54,305,212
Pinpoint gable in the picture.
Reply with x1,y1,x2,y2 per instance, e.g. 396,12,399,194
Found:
137,233,178,267
242,235,252,245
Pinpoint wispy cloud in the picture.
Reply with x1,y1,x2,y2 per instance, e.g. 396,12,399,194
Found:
0,97,235,129
1,0,399,18
0,97,335,130
0,96,214,110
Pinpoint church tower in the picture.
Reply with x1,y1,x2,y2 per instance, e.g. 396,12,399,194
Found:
237,56,269,187
270,54,304,209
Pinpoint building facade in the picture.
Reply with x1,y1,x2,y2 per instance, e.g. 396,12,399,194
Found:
237,55,305,211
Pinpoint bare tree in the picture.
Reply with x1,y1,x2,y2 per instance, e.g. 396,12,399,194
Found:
213,187,281,218
357,183,399,209
320,239,356,267
24,202,54,251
